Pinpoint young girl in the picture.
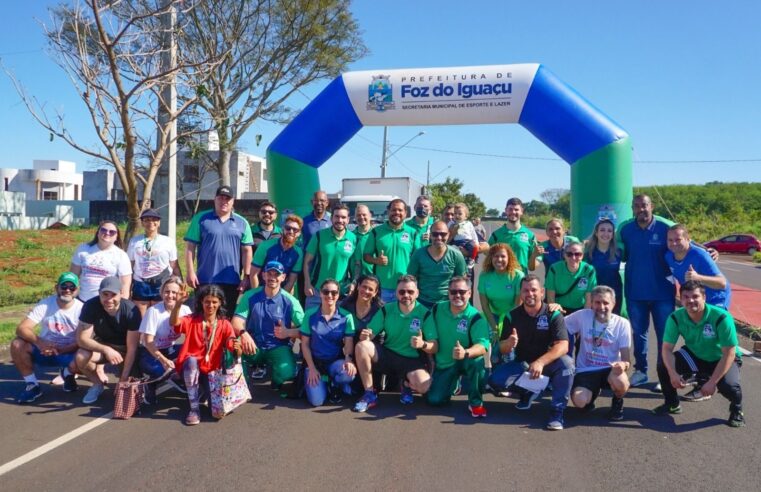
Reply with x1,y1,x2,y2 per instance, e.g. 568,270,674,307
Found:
170,284,240,425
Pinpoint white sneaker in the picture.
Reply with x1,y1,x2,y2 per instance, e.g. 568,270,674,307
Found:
653,383,662,392
630,370,648,387
82,384,105,404
683,387,711,402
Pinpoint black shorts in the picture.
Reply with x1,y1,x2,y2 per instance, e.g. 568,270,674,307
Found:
375,346,427,381
572,368,612,396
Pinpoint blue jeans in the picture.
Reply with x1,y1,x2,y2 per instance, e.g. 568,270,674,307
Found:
380,288,397,304
137,346,177,379
304,359,354,406
626,298,674,374
489,356,575,412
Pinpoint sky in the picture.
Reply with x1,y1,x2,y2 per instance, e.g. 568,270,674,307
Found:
1,1,760,210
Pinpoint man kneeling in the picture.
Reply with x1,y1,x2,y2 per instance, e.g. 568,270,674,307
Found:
565,286,632,421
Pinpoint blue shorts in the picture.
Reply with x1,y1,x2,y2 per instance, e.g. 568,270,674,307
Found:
31,346,75,367
131,280,161,301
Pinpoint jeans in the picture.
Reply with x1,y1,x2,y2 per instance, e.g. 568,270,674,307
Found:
427,356,486,407
489,356,575,412
137,346,177,379
304,359,354,406
626,298,674,374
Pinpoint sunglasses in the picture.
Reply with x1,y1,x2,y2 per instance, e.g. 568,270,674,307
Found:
284,226,300,233
321,289,339,297
565,252,583,258
260,209,276,215
397,289,416,295
430,231,448,238
99,227,118,237
59,283,77,291
449,289,468,296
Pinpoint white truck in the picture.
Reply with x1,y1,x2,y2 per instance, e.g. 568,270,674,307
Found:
340,177,426,223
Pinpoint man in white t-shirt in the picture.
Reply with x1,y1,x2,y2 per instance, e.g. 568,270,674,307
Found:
565,285,632,421
11,272,84,404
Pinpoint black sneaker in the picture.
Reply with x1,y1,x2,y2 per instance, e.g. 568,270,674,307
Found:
583,402,596,412
61,369,78,393
652,402,682,415
328,386,343,404
515,391,539,410
608,397,624,421
728,409,745,428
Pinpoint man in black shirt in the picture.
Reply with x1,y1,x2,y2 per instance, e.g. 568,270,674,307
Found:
75,276,141,404
488,274,575,430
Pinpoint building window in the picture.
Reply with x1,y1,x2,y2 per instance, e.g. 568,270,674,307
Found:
3,177,8,191
43,191,59,200
185,164,199,183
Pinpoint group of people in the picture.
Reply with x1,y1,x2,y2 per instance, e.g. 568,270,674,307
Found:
10,187,745,429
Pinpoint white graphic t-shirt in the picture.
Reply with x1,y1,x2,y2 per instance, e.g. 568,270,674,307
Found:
127,234,177,281
139,302,191,349
27,295,83,346
71,243,132,300
565,309,631,373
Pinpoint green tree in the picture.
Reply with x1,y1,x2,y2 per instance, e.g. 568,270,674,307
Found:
428,177,486,219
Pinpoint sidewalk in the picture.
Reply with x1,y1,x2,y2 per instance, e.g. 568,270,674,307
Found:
729,283,761,329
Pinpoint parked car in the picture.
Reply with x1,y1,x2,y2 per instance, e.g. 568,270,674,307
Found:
704,234,761,255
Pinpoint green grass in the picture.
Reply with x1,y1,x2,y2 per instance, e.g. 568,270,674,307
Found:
0,321,17,345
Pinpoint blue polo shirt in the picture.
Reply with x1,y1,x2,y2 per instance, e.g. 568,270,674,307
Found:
185,209,253,285
539,235,580,273
585,247,622,302
616,215,675,301
234,288,304,351
665,246,731,309
251,237,303,285
300,306,355,361
301,211,331,250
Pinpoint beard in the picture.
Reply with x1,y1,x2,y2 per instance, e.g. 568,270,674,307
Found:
282,234,297,247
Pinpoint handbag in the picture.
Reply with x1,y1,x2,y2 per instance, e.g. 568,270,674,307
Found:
113,377,144,419
208,352,252,419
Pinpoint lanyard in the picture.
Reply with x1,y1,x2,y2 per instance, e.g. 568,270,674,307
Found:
203,319,218,364
591,319,606,348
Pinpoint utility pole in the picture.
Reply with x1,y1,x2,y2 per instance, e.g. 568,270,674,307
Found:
380,126,388,178
158,0,177,240
426,160,430,189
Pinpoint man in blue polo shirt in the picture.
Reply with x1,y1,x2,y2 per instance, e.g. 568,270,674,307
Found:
184,185,253,316
250,214,304,292
234,261,305,394
301,190,331,249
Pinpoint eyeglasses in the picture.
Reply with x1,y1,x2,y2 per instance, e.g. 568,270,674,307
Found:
321,289,339,297
284,226,300,233
99,227,117,237
449,289,468,296
143,238,153,254
397,289,416,295
59,283,77,291
260,209,276,215
565,252,583,258
431,231,448,238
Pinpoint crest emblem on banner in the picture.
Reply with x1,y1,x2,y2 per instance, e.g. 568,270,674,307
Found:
367,75,395,112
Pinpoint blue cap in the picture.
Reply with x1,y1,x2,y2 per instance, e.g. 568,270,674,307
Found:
264,261,285,274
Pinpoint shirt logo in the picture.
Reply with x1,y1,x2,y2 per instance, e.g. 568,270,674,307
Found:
401,232,410,243
343,241,354,253
578,278,588,290
519,232,529,242
702,323,716,338
457,319,468,333
537,315,549,330
410,318,421,331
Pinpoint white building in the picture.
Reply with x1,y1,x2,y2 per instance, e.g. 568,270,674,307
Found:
0,160,83,200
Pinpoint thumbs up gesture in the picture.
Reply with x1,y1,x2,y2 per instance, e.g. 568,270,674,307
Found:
508,328,519,348
273,319,288,339
377,249,389,266
410,329,424,349
684,264,699,282
452,339,466,360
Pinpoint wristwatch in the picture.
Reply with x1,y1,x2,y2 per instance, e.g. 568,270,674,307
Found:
464,350,470,359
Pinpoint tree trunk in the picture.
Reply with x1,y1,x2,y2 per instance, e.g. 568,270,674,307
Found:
216,148,233,188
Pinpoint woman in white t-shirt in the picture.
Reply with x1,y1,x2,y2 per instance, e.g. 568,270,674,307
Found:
127,209,181,315
70,220,132,301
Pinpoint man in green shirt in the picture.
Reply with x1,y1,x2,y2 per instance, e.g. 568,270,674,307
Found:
364,199,421,303
352,275,431,412
405,195,435,247
304,204,357,308
407,220,467,308
654,281,744,427
352,204,375,278
486,197,539,273
250,201,282,251
419,276,490,417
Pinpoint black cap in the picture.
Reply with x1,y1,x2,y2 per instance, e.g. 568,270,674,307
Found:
140,208,161,220
216,186,234,198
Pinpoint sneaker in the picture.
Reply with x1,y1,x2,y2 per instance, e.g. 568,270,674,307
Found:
250,365,267,380
328,386,343,404
728,409,745,428
452,376,462,396
52,373,65,386
652,402,682,415
469,404,487,418
16,383,42,404
185,409,201,426
165,377,187,394
582,402,596,412
608,397,624,421
653,383,662,393
515,391,539,411
400,386,414,405
82,384,105,404
630,370,648,387
61,369,78,393
683,387,711,402
546,411,565,430
352,392,378,413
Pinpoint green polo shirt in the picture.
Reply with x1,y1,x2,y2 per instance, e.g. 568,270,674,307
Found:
363,223,421,290
664,304,740,362
487,224,536,273
405,216,435,247
545,261,597,310
477,269,524,318
368,301,429,359
353,227,374,277
407,245,466,305
422,302,490,369
306,227,357,291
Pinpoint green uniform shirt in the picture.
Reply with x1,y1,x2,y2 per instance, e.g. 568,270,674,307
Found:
368,301,429,359
363,223,421,290
306,228,357,291
407,245,467,305
545,261,597,310
353,227,374,276
477,269,524,318
422,302,490,369
664,304,740,361
405,216,435,247
487,224,536,273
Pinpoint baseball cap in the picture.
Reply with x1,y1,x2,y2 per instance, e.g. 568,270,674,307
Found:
99,276,121,295
57,272,79,287
263,261,285,274
140,208,161,220
215,185,234,198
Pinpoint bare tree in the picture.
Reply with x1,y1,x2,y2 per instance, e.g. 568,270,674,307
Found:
5,0,218,240
180,0,367,186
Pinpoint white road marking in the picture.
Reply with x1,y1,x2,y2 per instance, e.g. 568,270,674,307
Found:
738,346,761,364
0,384,172,477
722,267,740,272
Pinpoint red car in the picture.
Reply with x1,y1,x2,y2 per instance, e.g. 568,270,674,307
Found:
704,234,761,255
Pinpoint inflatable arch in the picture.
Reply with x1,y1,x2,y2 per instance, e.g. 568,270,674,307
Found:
267,64,632,237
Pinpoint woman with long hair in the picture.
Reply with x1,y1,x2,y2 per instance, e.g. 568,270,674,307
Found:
70,220,132,301
536,218,580,274
583,219,623,314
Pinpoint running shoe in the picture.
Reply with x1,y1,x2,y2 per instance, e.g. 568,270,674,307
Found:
546,411,565,430
469,404,487,418
608,397,624,421
400,385,414,405
61,368,78,393
328,386,343,404
352,391,377,413
16,383,42,404
82,384,105,404
728,409,745,428
653,383,662,393
185,409,201,426
629,370,648,387
683,387,711,402
515,391,539,411
250,365,267,380
652,402,682,415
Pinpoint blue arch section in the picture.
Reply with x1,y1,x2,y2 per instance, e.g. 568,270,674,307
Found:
518,65,628,164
